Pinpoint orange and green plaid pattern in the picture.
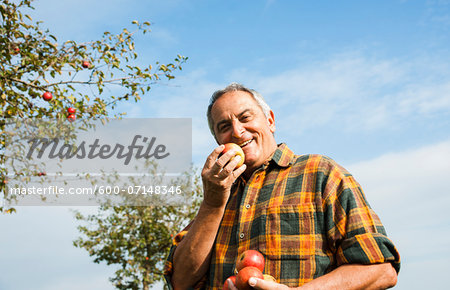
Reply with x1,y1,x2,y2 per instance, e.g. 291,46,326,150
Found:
164,143,400,289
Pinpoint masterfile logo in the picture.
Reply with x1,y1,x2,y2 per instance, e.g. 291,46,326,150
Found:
4,118,192,206
26,135,170,165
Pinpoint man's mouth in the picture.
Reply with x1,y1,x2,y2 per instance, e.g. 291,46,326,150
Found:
238,139,253,148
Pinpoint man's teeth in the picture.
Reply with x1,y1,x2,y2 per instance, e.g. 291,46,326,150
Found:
239,139,252,147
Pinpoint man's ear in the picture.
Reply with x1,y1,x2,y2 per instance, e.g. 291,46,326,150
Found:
268,110,275,133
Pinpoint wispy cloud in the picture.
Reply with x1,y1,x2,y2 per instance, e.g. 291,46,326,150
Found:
346,139,450,289
227,50,450,134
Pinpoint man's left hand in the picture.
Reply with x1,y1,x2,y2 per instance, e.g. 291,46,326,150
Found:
248,277,290,290
226,277,291,290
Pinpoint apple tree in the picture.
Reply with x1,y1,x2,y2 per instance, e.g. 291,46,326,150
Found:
0,0,187,213
73,167,202,290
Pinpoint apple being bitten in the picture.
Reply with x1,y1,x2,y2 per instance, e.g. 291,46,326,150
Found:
219,143,245,168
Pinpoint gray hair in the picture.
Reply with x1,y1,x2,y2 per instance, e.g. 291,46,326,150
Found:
207,83,271,139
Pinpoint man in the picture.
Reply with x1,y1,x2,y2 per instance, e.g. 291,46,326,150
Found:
164,83,400,289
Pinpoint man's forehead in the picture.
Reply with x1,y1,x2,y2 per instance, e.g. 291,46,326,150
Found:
211,91,259,116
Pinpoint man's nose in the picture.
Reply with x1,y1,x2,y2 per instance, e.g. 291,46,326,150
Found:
231,122,244,138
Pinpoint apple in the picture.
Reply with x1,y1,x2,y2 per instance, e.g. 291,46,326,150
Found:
67,114,76,122
12,47,20,54
263,274,276,282
82,60,90,68
223,275,236,290
235,266,263,290
67,107,76,114
236,250,265,272
220,143,245,168
42,92,52,101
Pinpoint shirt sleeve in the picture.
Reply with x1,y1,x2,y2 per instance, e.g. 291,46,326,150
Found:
321,157,401,273
163,224,208,290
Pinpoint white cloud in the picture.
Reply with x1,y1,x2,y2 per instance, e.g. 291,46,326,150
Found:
346,140,450,289
228,51,450,134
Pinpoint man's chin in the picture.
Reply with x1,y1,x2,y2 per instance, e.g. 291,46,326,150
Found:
243,158,262,170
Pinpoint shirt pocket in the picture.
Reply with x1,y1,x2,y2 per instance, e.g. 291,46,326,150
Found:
258,203,316,260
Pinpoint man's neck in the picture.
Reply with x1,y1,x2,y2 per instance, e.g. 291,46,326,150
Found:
242,146,278,180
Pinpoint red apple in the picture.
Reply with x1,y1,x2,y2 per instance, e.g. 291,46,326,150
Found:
67,114,76,122
67,107,76,114
42,92,52,101
235,266,263,290
223,275,236,290
82,60,90,68
236,250,265,272
219,143,245,168
12,47,20,54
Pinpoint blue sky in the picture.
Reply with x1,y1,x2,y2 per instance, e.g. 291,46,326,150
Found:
1,0,450,289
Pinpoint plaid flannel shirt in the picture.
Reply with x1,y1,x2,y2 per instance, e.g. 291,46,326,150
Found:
164,143,400,289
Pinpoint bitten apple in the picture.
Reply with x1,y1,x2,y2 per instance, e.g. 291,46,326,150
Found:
219,143,245,168
235,266,264,290
42,92,52,101
236,250,265,272
223,275,236,290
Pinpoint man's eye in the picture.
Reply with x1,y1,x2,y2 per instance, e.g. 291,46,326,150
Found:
219,124,230,131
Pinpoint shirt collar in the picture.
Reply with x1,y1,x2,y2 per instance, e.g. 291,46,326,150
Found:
270,143,295,168
234,143,295,187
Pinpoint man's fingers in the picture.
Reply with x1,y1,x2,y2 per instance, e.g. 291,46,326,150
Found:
210,149,238,175
217,155,242,178
203,145,224,171
232,163,247,179
226,278,238,290
248,277,288,290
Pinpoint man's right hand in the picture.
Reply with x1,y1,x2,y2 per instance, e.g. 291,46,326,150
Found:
201,145,247,208
171,145,247,289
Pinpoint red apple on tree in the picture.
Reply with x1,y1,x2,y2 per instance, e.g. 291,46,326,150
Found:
67,107,76,114
223,275,236,290
236,250,265,272
219,143,245,168
67,114,76,122
42,92,52,101
235,266,264,290
82,60,90,68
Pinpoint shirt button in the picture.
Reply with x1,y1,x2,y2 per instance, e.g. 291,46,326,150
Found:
245,204,251,209
239,233,245,239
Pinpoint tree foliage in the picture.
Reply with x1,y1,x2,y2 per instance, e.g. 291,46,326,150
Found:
0,0,187,213
73,168,202,290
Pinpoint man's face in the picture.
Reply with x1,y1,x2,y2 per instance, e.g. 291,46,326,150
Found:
211,90,277,173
